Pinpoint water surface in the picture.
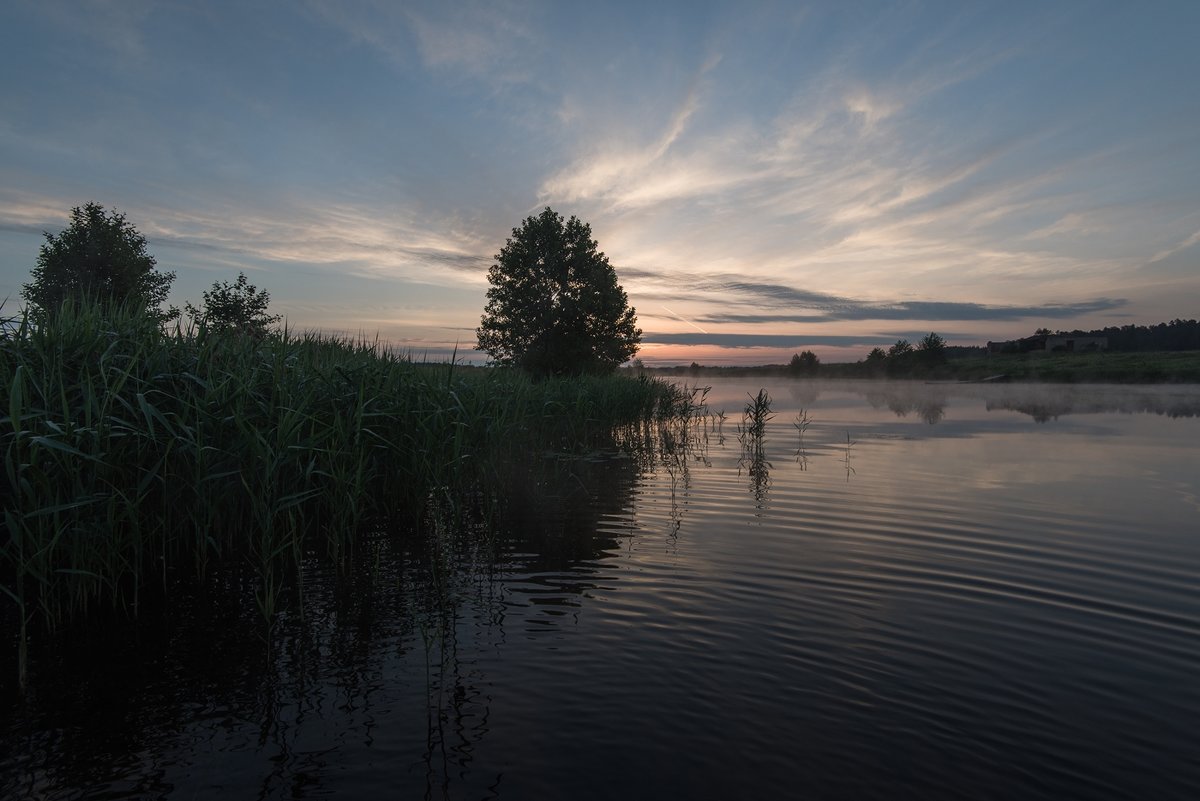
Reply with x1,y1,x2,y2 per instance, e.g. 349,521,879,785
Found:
3,379,1198,800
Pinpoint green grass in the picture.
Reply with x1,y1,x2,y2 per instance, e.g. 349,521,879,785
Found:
0,299,692,688
938,351,1200,383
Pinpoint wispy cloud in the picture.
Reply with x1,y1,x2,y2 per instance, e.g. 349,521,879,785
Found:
0,192,72,235
1147,229,1200,265
643,332,901,349
402,1,537,86
1025,212,1108,241
0,191,494,285
624,268,1125,324
308,0,538,89
695,299,1127,324
539,52,727,208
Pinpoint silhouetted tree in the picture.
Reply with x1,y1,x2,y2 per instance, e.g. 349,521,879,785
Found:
886,339,916,376
789,350,820,375
477,208,641,376
917,332,947,365
23,202,176,322
1030,319,1200,352
186,272,281,338
862,347,888,377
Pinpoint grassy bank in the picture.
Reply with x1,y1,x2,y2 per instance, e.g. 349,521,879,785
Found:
1,300,691,687
928,350,1200,383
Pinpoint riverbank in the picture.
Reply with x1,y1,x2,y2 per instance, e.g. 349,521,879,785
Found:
647,350,1200,384
919,350,1200,383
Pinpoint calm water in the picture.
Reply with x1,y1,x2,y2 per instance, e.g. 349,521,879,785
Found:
3,379,1199,800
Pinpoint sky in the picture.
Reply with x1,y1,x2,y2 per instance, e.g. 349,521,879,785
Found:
2,1,1198,365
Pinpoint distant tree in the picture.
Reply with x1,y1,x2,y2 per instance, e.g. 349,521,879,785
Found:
1031,319,1200,352
917,332,947,365
23,203,177,323
789,350,820,375
885,339,917,376
186,272,281,338
862,346,888,376
1035,327,1052,336
476,207,641,376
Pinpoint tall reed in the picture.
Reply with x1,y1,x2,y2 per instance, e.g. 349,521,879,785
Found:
736,389,773,501
0,299,690,688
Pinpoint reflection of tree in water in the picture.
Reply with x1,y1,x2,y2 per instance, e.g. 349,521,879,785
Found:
990,400,1067,423
985,387,1200,422
918,401,946,425
863,385,947,424
864,389,890,411
887,395,913,417
787,381,821,408
854,381,1200,424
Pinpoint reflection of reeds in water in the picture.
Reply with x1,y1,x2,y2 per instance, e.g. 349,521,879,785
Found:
712,409,727,446
414,497,486,781
843,432,857,482
793,409,812,470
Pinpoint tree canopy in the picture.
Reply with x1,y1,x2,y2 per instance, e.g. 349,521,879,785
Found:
917,332,947,365
789,350,820,375
476,208,641,376
186,272,280,338
1037,319,1200,352
22,202,176,322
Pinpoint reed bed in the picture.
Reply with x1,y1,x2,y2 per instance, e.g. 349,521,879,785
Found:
0,299,691,687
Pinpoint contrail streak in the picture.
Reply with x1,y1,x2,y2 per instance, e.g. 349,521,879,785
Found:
661,305,708,334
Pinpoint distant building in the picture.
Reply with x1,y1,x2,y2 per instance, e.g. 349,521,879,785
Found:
987,334,1107,355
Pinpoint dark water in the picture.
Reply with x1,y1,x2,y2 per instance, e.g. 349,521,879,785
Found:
3,380,1199,800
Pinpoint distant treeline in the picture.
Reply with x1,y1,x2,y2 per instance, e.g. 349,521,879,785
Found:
1050,319,1200,352
634,319,1200,383
928,319,1200,357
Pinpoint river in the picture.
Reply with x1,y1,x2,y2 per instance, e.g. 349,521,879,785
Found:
3,378,1198,800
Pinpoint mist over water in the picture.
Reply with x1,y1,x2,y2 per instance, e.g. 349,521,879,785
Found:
3,379,1198,800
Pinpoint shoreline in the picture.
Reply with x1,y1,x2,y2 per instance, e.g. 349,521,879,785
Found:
637,350,1200,385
